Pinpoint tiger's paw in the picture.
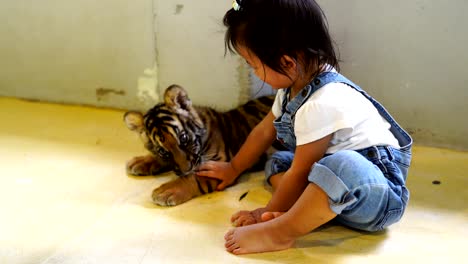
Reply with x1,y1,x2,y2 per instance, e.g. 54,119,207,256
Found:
151,176,199,206
152,184,192,206
126,155,162,176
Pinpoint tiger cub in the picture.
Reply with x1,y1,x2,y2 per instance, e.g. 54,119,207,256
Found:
124,84,273,206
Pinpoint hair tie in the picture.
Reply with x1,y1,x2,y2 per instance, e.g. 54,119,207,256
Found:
232,0,242,11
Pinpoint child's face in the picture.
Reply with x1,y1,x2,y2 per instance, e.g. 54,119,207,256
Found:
237,45,297,90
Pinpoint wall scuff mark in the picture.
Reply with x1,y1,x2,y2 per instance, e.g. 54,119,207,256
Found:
174,4,184,15
137,64,159,109
96,88,126,102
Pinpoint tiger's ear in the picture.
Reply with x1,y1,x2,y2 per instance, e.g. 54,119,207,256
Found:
164,84,204,127
124,111,144,132
164,84,192,112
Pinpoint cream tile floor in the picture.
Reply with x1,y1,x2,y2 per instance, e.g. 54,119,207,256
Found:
0,97,467,264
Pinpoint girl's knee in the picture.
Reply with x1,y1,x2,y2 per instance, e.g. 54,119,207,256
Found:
310,150,405,231
318,150,365,169
307,150,386,213
317,150,380,186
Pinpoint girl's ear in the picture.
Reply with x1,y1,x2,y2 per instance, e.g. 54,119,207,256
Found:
281,55,298,75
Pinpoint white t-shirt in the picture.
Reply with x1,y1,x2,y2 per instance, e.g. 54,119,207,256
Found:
272,77,400,154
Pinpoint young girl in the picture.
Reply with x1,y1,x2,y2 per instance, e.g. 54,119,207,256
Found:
197,0,412,255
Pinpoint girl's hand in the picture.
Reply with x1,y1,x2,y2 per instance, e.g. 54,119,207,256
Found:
230,207,267,227
196,161,239,191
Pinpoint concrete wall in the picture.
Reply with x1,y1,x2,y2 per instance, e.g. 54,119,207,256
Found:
320,0,468,150
154,0,246,110
0,0,244,111
0,0,159,110
1,0,467,149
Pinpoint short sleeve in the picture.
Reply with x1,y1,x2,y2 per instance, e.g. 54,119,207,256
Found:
271,90,285,118
294,100,355,145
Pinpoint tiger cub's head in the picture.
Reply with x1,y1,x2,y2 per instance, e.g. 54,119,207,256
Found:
124,85,206,176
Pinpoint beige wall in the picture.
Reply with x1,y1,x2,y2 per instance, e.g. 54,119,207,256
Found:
0,0,244,111
154,0,246,110
0,0,160,110
320,0,468,150
1,0,467,149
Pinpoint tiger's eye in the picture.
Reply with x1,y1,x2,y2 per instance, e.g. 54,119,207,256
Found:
144,142,154,150
180,133,188,145
157,147,169,158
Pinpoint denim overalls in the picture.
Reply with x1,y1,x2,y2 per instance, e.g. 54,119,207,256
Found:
265,72,413,232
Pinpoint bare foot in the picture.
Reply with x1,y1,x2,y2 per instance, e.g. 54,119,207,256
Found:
231,208,266,227
261,211,285,222
232,211,285,226
224,220,295,254
224,183,337,254
231,210,256,227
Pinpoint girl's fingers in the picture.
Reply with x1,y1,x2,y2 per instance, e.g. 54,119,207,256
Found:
195,170,214,177
196,171,224,182
216,181,229,191
197,161,214,171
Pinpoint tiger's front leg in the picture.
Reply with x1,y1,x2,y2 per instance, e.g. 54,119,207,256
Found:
126,154,172,176
152,174,219,206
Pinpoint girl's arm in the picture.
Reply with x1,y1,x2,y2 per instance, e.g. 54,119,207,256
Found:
197,111,277,190
265,133,332,212
230,110,277,176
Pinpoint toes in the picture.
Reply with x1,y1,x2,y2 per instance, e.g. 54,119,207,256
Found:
261,211,285,222
224,229,234,240
224,230,239,253
230,213,240,223
261,212,274,222
239,219,255,226
230,210,248,223
232,247,247,255
237,215,256,226
236,215,248,225
224,239,236,249
224,240,239,251
226,243,240,253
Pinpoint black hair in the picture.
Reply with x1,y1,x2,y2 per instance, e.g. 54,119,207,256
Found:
224,0,339,80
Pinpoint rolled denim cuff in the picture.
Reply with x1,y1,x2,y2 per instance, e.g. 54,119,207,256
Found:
264,151,294,185
308,163,357,214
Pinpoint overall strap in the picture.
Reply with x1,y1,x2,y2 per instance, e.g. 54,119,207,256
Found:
280,75,331,117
